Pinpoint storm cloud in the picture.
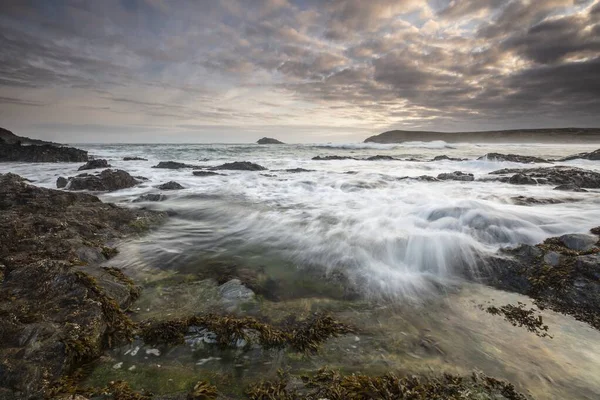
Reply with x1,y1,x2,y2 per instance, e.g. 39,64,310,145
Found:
0,0,598,142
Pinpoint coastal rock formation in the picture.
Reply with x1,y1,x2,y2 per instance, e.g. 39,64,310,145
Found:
554,184,588,192
0,141,88,163
366,155,396,161
437,171,474,181
211,161,267,171
192,170,224,177
431,155,467,161
155,181,184,190
490,166,600,188
78,159,111,171
152,161,197,169
257,137,284,144
64,169,140,192
0,126,56,146
0,173,165,399
559,148,600,161
132,193,167,202
478,153,548,163
313,155,358,161
123,156,148,161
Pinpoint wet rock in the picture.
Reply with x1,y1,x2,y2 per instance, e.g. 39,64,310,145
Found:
132,193,167,202
559,148,600,161
257,137,284,144
66,169,140,192
284,168,314,173
398,175,439,182
155,181,184,190
554,184,588,192
312,155,358,161
152,161,197,169
543,251,561,266
78,159,111,171
478,153,548,163
431,155,467,161
218,279,256,311
192,170,224,177
0,142,88,163
489,166,600,188
366,155,396,161
123,156,148,161
211,161,266,171
56,176,68,189
558,234,598,252
437,171,474,181
508,173,537,185
510,196,566,206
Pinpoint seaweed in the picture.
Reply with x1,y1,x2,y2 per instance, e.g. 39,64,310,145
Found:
188,381,219,400
102,266,142,301
102,246,120,259
485,302,551,338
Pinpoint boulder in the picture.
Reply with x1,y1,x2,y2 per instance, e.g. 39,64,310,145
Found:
56,176,68,189
508,173,537,185
211,161,267,171
155,181,184,190
192,171,224,177
558,234,599,252
0,142,88,163
554,184,588,192
257,137,284,144
218,279,256,312
78,159,111,171
152,161,197,169
478,153,548,163
66,169,140,192
437,171,474,181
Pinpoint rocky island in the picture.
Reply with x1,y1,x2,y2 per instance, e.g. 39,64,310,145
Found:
257,137,284,144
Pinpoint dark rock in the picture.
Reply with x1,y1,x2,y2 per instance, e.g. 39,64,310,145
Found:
257,137,284,144
558,234,599,252
66,169,140,192
437,171,474,181
312,155,358,161
366,155,396,161
56,176,68,189
431,155,467,161
489,166,600,188
0,173,165,398
398,175,439,182
132,193,167,202
211,161,267,171
559,148,600,161
510,196,567,206
152,161,197,169
554,184,588,192
479,153,548,163
155,181,184,190
508,173,537,185
284,168,314,173
78,159,111,171
123,156,148,161
0,142,88,163
192,170,224,177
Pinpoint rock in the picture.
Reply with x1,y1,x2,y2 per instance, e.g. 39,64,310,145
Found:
123,156,148,161
366,155,396,161
431,155,466,161
508,173,537,185
78,159,111,171
397,175,439,182
257,137,284,144
56,176,68,189
558,234,599,252
489,166,600,188
437,171,474,181
132,194,167,202
155,181,184,190
543,251,561,266
211,161,267,171
478,153,548,163
312,155,358,161
192,170,224,177
284,168,314,173
218,279,256,311
0,142,88,163
152,161,197,169
0,173,165,398
554,184,588,192
559,148,600,161
66,169,140,192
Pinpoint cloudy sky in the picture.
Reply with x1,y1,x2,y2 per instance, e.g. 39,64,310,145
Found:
0,0,599,143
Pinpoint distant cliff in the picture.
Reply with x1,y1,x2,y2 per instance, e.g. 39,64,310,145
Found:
364,128,600,143
0,126,56,145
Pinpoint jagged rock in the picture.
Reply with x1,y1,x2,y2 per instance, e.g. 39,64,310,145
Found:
132,194,167,202
312,155,358,161
554,184,588,192
478,153,548,163
508,173,537,185
56,176,68,189
211,161,266,171
558,234,599,252
559,148,600,161
192,171,224,177
66,169,140,192
152,161,197,169
0,142,88,163
366,155,396,161
437,171,474,181
155,181,184,190
489,166,600,188
78,159,111,171
257,137,284,144
123,156,148,161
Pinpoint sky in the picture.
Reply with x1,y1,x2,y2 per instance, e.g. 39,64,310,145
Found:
0,0,599,143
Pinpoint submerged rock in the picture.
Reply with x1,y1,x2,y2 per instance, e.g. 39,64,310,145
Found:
479,153,548,163
366,155,396,161
66,169,140,192
490,166,600,188
508,173,537,185
192,170,225,177
312,155,358,161
257,137,284,144
132,193,168,202
78,159,111,171
218,279,256,312
284,168,314,173
211,161,267,171
554,183,588,192
0,142,88,163
431,155,467,161
510,195,568,206
123,156,148,161
155,181,184,190
152,161,197,169
437,171,474,181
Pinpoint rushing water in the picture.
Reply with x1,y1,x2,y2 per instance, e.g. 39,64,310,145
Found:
2,141,600,398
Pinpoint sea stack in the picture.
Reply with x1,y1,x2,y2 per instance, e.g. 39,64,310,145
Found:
257,137,284,144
